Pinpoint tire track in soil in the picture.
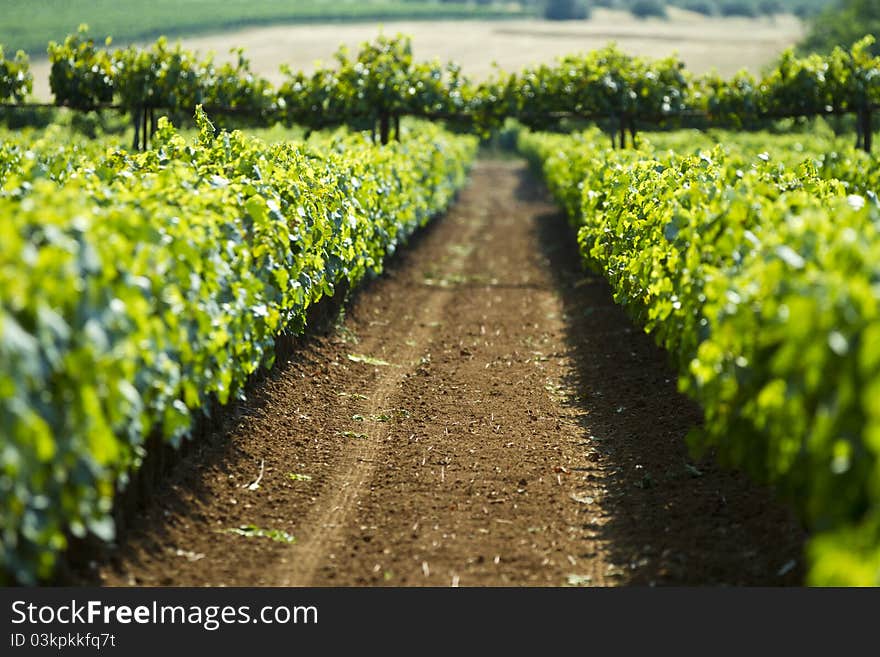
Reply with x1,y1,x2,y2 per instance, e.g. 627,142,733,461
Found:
85,160,804,587
276,193,488,586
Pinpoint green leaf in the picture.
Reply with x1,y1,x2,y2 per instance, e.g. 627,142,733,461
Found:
220,525,295,544
347,353,391,366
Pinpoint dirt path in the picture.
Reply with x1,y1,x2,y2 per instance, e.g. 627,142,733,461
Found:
83,160,805,587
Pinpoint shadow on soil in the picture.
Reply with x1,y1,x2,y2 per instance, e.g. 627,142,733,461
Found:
516,165,807,586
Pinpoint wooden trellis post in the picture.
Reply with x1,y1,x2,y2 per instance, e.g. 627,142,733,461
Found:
379,111,391,145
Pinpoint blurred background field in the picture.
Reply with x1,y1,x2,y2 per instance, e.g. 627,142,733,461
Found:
0,1,528,56
2,0,851,101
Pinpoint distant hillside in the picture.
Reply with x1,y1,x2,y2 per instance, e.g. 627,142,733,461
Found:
800,0,880,55
0,0,532,56
588,0,832,17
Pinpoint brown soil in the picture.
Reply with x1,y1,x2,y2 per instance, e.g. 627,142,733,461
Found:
78,159,805,587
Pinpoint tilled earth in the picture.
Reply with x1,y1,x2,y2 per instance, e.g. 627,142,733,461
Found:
82,160,805,586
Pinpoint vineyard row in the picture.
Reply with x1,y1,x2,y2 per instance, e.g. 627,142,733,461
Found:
1,33,880,149
0,112,478,584
518,127,880,585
